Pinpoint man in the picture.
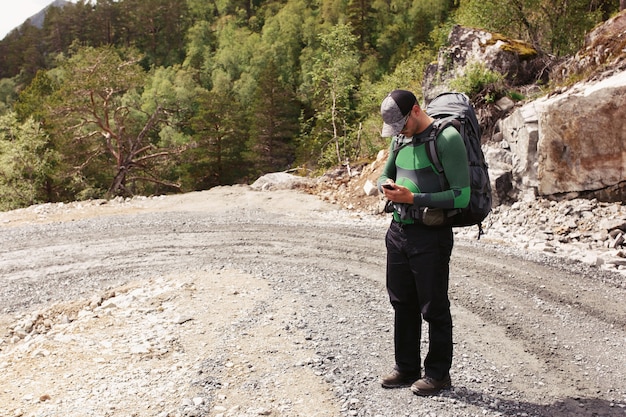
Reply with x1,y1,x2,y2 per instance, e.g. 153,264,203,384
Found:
377,89,470,396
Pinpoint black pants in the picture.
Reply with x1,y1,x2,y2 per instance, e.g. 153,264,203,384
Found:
385,220,454,380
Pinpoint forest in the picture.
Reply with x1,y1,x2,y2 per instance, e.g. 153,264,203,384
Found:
0,0,621,210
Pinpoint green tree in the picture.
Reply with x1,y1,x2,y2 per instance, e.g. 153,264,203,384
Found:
347,0,376,51
247,58,300,175
0,77,19,115
117,0,191,67
370,0,450,73
187,88,250,189
82,0,123,46
540,0,603,55
137,64,204,192
210,18,261,95
48,45,185,198
0,112,58,210
13,70,55,123
183,20,219,87
259,0,317,90
303,24,360,168
320,0,347,25
44,1,96,52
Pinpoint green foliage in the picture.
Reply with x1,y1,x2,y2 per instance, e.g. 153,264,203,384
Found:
0,77,19,115
448,62,505,99
13,71,56,123
183,21,219,87
211,20,257,89
508,90,525,101
0,113,58,210
0,0,617,208
370,0,451,72
45,45,190,198
187,88,250,189
301,24,361,169
260,0,317,89
121,0,191,68
246,59,300,176
141,65,201,128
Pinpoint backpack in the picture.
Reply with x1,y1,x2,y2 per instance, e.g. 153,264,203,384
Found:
425,92,492,235
392,92,492,237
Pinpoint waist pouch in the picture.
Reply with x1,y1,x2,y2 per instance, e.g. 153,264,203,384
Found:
421,207,447,226
385,202,450,226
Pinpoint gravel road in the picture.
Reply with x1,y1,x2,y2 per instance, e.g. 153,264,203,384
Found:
0,186,625,417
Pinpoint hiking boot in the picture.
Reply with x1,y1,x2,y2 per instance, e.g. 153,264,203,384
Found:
381,370,420,389
410,375,452,396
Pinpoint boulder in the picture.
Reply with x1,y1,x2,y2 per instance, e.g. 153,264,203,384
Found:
492,70,626,203
423,25,546,103
535,71,626,201
250,172,314,190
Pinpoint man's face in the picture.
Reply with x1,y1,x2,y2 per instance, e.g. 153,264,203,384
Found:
399,107,416,137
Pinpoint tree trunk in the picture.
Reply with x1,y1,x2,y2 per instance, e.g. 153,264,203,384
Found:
621,0,625,11
108,165,128,197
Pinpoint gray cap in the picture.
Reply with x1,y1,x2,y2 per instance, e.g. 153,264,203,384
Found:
380,90,417,137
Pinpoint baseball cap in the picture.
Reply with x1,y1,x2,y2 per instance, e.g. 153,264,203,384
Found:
380,90,417,137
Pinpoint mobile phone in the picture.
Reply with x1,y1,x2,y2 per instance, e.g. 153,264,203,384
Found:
382,184,395,190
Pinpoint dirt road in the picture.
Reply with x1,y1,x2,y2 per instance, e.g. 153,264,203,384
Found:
0,186,624,417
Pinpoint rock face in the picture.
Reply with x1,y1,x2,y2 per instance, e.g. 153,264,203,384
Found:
492,8,626,204
497,70,626,203
427,16,626,204
422,25,546,103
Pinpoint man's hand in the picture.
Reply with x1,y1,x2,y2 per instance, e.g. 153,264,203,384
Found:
382,182,414,204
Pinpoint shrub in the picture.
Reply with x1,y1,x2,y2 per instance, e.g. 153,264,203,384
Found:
449,62,505,98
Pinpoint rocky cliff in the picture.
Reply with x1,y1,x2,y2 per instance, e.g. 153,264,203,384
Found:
425,13,625,205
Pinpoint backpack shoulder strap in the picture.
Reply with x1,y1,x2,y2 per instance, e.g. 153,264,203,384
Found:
424,120,446,192
425,123,443,174
427,117,466,193
425,117,462,171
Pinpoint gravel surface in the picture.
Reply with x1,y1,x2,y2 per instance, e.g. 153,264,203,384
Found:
0,186,625,417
